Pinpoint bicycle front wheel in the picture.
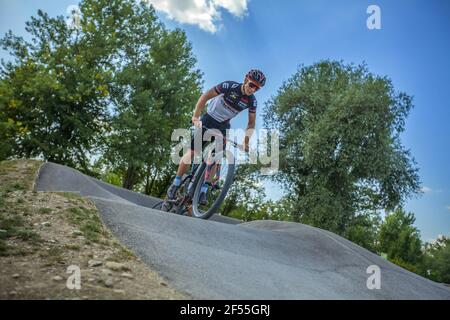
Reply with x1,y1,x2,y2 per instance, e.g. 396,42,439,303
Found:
191,153,235,219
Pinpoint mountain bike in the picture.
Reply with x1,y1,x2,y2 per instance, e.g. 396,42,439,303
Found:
153,126,247,219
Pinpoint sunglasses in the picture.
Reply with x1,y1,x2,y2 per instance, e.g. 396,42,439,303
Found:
247,81,260,90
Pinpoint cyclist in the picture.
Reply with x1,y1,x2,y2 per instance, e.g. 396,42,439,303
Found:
163,69,266,210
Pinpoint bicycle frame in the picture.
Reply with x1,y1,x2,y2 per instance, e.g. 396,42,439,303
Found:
160,124,248,217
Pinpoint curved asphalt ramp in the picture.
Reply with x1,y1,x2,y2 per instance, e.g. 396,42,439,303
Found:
35,162,450,299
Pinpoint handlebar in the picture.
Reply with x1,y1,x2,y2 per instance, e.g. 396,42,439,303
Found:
192,124,248,154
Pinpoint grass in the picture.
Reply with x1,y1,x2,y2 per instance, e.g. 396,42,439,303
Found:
38,207,53,215
0,160,43,256
1,163,108,248
107,244,136,262
12,182,26,191
0,214,25,233
40,246,65,266
0,213,41,244
0,160,16,175
0,159,41,191
64,243,81,251
0,239,8,255
0,192,5,208
57,192,85,202
16,229,41,242
65,206,106,242
0,240,29,257
0,159,131,261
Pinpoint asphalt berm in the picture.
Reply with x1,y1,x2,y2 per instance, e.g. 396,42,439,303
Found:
35,162,450,299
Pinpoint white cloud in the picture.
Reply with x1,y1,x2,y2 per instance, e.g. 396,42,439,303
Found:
141,0,249,33
213,0,248,16
420,186,445,194
446,206,450,211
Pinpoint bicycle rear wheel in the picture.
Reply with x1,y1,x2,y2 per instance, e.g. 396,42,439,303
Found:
191,153,235,219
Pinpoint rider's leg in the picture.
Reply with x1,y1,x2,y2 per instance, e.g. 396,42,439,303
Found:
199,147,224,205
166,120,205,202
204,149,217,183
176,149,196,178
166,149,196,201
206,164,217,182
168,146,200,186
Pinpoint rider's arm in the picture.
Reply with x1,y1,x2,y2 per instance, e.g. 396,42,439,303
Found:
193,87,219,119
243,111,256,152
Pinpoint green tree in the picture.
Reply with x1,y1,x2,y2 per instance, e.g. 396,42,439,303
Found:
0,8,111,171
264,60,420,235
345,212,381,253
421,236,450,284
0,79,27,159
378,208,423,271
0,0,203,184
96,2,202,190
221,163,266,218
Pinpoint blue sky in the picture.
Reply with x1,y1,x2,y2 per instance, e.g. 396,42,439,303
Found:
1,0,449,241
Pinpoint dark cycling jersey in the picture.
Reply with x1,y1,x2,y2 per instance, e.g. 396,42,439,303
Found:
206,81,257,123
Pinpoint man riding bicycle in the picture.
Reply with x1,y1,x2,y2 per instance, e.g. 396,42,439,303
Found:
163,69,266,210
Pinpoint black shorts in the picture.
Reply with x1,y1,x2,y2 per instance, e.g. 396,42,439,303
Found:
190,113,230,153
